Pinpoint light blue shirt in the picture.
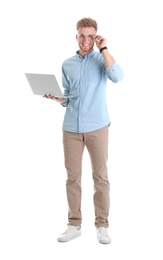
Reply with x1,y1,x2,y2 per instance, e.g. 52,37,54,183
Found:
61,50,124,133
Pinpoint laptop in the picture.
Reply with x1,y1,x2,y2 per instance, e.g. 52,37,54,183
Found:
25,73,76,98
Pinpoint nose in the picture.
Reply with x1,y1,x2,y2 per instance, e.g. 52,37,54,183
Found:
83,36,89,42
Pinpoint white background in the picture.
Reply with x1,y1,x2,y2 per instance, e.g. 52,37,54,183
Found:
0,0,163,259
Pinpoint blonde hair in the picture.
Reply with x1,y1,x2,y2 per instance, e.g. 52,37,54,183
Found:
76,17,98,31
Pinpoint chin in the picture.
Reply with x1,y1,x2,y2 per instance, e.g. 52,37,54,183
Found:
82,47,93,52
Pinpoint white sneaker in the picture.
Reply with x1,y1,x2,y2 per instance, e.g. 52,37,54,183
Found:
57,225,81,242
97,227,111,244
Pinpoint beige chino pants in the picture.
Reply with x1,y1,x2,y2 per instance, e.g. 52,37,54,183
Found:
63,125,110,228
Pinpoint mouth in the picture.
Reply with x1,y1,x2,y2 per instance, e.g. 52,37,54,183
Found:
82,43,90,47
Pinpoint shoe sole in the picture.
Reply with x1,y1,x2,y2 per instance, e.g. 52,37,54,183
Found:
57,232,81,242
98,238,111,244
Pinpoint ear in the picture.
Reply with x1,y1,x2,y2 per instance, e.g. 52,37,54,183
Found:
76,35,78,41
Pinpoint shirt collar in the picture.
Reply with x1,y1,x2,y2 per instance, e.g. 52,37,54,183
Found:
76,49,95,59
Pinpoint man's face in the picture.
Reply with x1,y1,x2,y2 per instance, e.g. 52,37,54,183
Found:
76,27,96,56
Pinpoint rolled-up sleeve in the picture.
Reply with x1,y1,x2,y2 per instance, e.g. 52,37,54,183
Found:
61,98,69,107
106,62,124,83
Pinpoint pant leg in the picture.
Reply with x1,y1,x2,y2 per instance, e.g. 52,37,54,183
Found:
63,130,85,226
84,126,110,228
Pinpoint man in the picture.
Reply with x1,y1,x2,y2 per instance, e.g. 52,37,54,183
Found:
44,17,124,244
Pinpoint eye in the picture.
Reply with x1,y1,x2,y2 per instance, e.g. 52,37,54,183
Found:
88,35,94,39
79,34,85,39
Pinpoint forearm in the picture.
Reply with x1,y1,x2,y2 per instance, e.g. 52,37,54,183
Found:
100,48,115,67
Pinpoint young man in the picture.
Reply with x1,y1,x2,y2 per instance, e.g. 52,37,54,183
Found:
44,17,124,244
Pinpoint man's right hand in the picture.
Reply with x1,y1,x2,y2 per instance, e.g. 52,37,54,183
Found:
43,95,66,103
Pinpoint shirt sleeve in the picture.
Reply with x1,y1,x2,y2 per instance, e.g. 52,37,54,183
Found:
61,98,69,107
106,62,124,83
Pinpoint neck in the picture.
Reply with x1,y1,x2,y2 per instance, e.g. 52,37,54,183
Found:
78,48,93,57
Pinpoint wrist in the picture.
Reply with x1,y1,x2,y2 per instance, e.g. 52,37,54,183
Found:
99,46,108,53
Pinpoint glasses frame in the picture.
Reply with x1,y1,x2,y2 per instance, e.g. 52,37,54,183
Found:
77,34,96,40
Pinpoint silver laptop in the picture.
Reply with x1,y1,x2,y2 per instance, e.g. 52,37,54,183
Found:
25,73,76,98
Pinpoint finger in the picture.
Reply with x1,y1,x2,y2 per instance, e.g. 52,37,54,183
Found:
95,35,102,40
52,96,59,100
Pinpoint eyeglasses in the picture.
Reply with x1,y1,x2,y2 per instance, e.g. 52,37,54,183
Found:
77,34,96,40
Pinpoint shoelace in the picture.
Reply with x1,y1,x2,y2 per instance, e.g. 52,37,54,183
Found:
98,228,109,239
63,226,78,236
